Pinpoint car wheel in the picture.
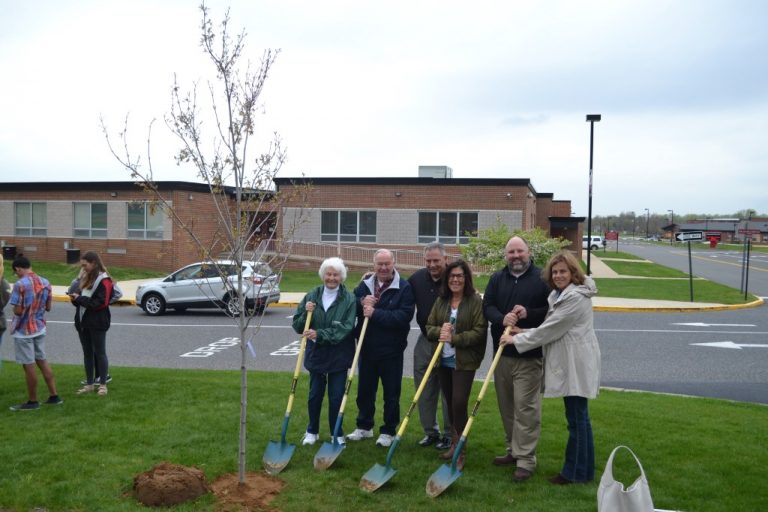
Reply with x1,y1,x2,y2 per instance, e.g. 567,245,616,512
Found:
591,244,599,250
225,295,242,317
142,293,166,316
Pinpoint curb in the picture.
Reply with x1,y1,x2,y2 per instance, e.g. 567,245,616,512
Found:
593,297,764,313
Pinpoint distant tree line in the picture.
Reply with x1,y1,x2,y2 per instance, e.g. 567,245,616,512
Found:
588,209,764,236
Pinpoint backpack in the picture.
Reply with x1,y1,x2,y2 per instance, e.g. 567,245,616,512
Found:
91,274,123,306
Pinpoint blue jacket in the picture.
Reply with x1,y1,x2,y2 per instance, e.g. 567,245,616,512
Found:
353,270,415,360
292,284,356,374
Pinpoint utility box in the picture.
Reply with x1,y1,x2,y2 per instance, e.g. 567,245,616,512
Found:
2,245,16,259
66,248,81,264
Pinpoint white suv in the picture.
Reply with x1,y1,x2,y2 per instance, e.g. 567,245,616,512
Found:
582,236,605,250
135,260,281,316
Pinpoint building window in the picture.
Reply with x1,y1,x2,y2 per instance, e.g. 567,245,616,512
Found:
15,202,47,236
74,202,107,238
127,202,164,239
418,211,478,244
321,210,376,243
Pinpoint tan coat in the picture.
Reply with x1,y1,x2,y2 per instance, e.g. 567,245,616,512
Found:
513,277,601,398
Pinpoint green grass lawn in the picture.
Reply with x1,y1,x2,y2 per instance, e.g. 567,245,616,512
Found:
599,260,690,278
2,260,165,285
0,364,764,511
594,278,756,303
594,250,644,260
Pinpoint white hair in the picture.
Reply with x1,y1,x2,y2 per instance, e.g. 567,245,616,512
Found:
319,257,348,281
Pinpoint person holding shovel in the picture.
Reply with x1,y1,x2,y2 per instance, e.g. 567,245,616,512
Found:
426,259,487,471
292,257,357,446
501,250,601,485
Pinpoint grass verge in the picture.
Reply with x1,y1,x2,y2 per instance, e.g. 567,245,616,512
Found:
594,278,756,303
599,260,690,278
0,364,765,511
2,260,165,285
593,250,644,260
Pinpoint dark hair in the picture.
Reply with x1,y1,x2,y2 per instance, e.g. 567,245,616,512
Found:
12,254,31,270
542,251,585,288
79,251,108,290
440,259,475,299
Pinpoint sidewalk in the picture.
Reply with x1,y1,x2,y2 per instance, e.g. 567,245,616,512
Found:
50,256,764,313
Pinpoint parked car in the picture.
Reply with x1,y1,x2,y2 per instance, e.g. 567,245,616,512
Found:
135,260,281,316
582,236,606,250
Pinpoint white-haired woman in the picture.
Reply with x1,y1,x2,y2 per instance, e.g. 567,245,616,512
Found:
292,257,357,446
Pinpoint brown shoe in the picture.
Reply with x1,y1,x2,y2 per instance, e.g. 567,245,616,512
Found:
513,468,533,482
456,451,465,471
493,453,517,466
439,432,459,460
548,474,573,485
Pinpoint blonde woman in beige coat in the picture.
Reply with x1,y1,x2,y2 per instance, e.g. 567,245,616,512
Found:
500,250,601,485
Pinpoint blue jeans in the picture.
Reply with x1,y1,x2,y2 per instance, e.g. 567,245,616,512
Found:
562,396,595,482
355,354,404,435
307,370,347,436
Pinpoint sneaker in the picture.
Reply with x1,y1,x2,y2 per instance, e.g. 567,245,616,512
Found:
302,432,319,446
44,395,64,406
346,428,373,441
81,375,112,385
10,401,40,412
332,436,346,445
376,434,394,447
435,436,452,450
77,385,95,395
418,434,439,447
97,385,108,396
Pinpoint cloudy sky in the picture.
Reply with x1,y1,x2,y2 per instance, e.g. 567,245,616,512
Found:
1,0,766,217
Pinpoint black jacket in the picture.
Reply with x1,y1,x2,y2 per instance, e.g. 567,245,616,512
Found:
353,271,415,360
73,277,114,331
482,263,550,358
407,267,443,337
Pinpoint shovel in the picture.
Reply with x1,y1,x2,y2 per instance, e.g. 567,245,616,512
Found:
426,326,511,498
360,336,446,492
313,317,370,470
262,312,313,475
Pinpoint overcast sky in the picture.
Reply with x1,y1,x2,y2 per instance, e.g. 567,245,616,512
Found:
1,0,766,218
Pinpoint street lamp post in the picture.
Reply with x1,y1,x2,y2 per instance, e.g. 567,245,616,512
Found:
585,114,601,275
668,209,674,244
644,208,649,238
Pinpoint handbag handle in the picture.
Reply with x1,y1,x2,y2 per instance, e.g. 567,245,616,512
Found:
603,445,648,488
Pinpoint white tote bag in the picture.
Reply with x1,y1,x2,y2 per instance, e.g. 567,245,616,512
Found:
597,445,654,512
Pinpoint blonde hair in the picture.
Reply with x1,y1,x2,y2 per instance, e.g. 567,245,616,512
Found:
542,251,586,288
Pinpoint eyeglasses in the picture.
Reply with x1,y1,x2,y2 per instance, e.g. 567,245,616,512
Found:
448,273,465,281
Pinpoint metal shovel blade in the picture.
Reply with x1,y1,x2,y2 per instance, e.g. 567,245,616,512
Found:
360,463,397,493
262,440,295,475
426,463,462,498
313,440,346,470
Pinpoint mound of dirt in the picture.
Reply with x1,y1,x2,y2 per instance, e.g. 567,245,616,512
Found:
133,462,210,507
210,472,285,511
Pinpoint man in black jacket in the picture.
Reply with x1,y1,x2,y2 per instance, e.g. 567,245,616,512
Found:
482,236,550,481
407,242,451,450
347,249,415,448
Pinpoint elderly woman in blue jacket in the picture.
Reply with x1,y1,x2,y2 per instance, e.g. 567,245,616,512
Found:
292,257,357,446
501,250,601,485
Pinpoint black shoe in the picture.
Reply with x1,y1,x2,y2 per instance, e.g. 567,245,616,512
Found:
10,401,40,412
418,434,439,447
81,375,112,385
434,435,452,450
44,395,64,406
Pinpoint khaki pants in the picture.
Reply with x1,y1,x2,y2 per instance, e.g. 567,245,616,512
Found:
493,356,543,472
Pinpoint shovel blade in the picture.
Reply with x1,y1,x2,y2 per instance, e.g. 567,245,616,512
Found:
426,463,462,498
313,441,345,471
262,440,296,475
359,463,397,493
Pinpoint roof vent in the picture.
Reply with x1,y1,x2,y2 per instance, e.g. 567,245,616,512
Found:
418,165,453,178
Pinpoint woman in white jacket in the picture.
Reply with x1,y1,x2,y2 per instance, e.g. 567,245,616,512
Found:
500,250,601,485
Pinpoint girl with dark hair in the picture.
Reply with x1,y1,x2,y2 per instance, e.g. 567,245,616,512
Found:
68,251,115,396
426,259,487,470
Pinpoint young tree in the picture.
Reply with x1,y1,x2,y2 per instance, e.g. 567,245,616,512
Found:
103,4,309,483
461,219,571,269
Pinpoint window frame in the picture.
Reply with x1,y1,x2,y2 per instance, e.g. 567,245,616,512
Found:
127,202,164,240
73,202,108,238
14,202,47,236
320,210,377,243
418,211,478,244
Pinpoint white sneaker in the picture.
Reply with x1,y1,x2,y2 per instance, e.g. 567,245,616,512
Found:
376,434,394,447
333,436,346,445
302,432,319,446
346,428,373,441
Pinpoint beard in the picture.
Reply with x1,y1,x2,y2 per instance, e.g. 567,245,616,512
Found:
508,259,528,273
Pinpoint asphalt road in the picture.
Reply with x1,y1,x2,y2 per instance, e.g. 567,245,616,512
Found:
4,301,766,405
612,240,768,298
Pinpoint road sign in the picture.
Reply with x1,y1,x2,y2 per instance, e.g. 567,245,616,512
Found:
675,231,704,242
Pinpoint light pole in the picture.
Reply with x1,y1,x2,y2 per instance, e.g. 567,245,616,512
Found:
644,208,649,238
585,114,601,275
668,209,674,244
